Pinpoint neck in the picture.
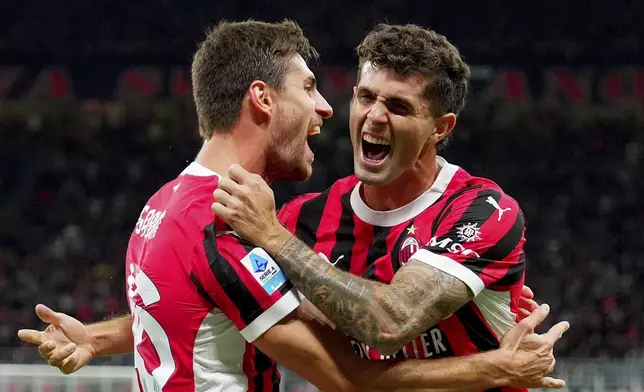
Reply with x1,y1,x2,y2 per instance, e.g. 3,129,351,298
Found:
362,147,440,211
194,123,272,184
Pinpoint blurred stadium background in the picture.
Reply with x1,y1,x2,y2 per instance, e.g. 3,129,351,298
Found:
1,0,643,391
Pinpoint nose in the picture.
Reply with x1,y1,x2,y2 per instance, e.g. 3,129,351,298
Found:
366,101,388,125
315,91,333,120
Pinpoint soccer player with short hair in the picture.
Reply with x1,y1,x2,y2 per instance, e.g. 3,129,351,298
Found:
213,23,566,392
18,21,568,392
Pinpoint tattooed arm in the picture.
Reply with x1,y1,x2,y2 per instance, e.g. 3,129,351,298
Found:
212,165,526,355
260,227,471,355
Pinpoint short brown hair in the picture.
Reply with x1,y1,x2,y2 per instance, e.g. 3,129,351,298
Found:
356,24,470,149
192,20,319,139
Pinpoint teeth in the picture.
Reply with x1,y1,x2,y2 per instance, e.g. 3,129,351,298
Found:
308,126,321,135
362,134,390,145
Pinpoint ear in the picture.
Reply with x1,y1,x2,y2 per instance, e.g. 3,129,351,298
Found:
248,80,273,122
429,113,456,145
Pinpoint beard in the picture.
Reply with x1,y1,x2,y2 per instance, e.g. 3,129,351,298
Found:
264,106,311,182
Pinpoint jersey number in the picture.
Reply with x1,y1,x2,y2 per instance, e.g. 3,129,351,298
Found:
128,264,176,390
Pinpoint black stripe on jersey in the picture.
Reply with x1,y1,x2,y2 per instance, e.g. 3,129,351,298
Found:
430,189,500,257
482,209,525,261
330,190,356,272
270,365,280,392
461,207,525,273
253,347,274,391
190,272,218,308
454,304,500,351
295,190,330,247
431,185,483,235
364,226,392,280
390,221,417,274
202,223,263,326
494,253,526,287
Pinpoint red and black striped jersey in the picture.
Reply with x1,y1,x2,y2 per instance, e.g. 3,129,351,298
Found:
278,157,526,392
126,162,299,392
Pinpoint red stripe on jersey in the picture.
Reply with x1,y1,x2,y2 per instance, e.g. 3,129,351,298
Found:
313,186,345,256
262,365,275,392
350,216,373,276
277,193,320,234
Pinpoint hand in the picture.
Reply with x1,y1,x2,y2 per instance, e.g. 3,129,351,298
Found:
211,164,284,247
517,285,540,321
17,304,96,374
496,304,570,389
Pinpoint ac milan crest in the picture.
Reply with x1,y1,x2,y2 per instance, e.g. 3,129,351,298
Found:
398,233,420,267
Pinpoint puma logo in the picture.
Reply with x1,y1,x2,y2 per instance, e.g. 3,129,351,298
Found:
486,196,512,221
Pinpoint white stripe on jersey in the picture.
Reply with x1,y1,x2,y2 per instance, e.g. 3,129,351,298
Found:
193,310,248,392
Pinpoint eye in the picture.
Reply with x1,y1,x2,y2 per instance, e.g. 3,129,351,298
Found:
387,103,410,116
358,92,375,103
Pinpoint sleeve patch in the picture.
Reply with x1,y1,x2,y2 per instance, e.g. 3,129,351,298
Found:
240,248,287,295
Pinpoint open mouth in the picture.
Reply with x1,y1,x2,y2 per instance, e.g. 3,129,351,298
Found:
361,134,391,162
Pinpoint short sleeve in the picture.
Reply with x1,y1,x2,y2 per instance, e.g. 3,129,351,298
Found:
410,189,526,296
191,225,300,342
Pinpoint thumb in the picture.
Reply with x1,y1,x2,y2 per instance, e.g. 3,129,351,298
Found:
35,304,62,325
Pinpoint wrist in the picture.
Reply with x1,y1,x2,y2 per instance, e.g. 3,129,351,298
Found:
476,350,512,388
260,223,292,255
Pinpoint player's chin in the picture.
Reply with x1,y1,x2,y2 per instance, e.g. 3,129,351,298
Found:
353,157,391,186
285,160,313,182
354,167,390,186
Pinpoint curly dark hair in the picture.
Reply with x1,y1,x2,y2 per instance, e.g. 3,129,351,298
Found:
356,24,470,149
191,19,319,139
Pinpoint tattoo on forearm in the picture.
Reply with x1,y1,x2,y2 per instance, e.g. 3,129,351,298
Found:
274,236,471,353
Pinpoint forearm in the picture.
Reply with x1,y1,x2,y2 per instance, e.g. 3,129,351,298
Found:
361,351,508,392
262,227,399,352
87,315,134,357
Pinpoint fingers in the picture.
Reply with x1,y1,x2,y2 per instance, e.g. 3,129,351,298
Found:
17,329,43,345
544,320,571,343
500,304,550,352
517,307,531,321
518,303,550,332
58,349,83,374
521,285,534,299
213,188,235,207
211,202,232,220
38,340,57,359
518,296,539,313
228,164,254,185
48,343,77,365
217,176,244,197
539,376,565,389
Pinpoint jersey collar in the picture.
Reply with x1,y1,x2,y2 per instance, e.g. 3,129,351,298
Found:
350,156,460,227
181,162,221,177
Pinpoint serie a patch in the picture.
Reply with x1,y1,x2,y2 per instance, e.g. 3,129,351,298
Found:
240,248,287,295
